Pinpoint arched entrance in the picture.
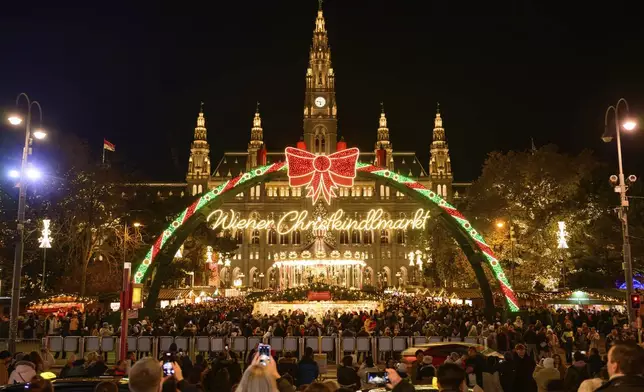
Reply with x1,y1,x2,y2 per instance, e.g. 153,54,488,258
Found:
134,161,518,312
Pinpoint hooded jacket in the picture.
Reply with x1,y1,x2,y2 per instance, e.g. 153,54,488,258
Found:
7,361,36,384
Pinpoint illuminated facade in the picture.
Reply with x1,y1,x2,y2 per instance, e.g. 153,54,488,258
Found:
184,4,468,289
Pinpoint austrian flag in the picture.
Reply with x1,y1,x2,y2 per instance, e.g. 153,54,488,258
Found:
103,139,115,152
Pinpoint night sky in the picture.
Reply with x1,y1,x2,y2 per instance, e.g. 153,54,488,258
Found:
1,1,644,183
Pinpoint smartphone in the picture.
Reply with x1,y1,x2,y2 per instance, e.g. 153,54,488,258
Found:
225,345,229,351
258,344,271,366
366,372,389,386
162,361,174,377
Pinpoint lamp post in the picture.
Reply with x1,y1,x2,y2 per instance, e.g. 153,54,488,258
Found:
602,98,638,324
7,93,46,353
119,221,140,361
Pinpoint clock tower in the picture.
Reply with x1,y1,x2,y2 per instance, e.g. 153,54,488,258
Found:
303,1,337,155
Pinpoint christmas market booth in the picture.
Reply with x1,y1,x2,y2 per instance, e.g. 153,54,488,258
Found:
157,287,220,308
250,283,383,320
414,288,483,307
27,294,97,313
514,289,626,310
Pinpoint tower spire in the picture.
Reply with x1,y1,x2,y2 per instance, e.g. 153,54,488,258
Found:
375,102,393,170
429,103,453,200
251,101,263,144
187,102,210,195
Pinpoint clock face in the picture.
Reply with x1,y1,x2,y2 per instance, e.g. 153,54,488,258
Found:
314,96,326,108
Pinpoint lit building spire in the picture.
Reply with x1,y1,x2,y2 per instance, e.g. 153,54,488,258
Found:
250,101,263,145
429,102,453,200
194,101,207,140
375,102,393,170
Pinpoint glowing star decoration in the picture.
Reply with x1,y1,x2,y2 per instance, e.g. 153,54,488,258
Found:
557,221,568,249
38,219,52,249
285,146,359,204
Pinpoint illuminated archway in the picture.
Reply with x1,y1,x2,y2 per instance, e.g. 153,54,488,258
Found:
135,161,518,312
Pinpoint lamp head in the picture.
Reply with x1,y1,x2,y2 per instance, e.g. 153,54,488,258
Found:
32,129,47,140
496,221,505,229
602,126,614,143
8,116,23,125
622,119,637,131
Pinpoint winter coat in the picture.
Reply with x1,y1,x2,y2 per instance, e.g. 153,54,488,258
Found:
7,361,37,384
595,375,644,392
533,365,560,392
296,358,319,386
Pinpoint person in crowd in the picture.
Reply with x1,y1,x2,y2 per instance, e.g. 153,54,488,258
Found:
513,343,537,392
465,346,485,387
533,357,560,392
236,352,294,392
7,356,37,384
418,355,436,383
596,342,644,391
337,355,360,390
297,347,319,387
524,324,538,360
322,379,340,392
28,351,45,373
357,356,379,389
39,348,55,371
481,356,502,392
111,360,127,376
551,354,566,381
0,351,12,385
563,351,590,392
95,380,120,392
498,351,516,392
202,366,232,392
303,382,331,392
587,347,604,378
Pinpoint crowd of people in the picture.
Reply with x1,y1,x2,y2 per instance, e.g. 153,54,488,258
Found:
0,295,643,392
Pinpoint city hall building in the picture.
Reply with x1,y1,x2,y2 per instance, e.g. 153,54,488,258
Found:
173,5,469,291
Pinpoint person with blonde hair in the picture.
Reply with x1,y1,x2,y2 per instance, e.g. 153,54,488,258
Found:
235,353,295,392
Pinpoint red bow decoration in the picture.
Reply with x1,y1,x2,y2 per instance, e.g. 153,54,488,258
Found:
285,147,360,204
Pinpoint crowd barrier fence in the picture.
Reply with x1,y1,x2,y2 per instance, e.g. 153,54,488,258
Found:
0,335,487,365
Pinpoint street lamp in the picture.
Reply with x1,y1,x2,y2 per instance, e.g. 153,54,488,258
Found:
603,98,638,324
7,93,45,354
495,218,516,286
495,221,505,229
38,219,53,292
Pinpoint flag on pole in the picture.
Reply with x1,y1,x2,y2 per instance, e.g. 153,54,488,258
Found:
103,139,116,152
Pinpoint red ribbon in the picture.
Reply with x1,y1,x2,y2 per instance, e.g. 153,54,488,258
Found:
285,147,360,204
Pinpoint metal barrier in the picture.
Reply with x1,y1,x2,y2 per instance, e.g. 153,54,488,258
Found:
41,334,466,364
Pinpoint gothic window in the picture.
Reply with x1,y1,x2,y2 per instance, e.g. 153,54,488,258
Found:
292,230,301,245
235,230,243,244
437,184,442,196
363,231,373,244
351,230,361,244
380,230,389,244
380,185,385,199
340,230,349,244
268,229,277,245
315,138,320,152
198,184,203,194
279,232,289,245
192,185,197,196
442,184,447,197
320,136,326,152
396,230,406,244
251,230,260,245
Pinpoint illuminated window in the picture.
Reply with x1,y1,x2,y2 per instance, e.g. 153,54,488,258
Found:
340,230,349,244
235,230,243,244
351,230,361,244
250,186,255,199
385,186,390,198
197,184,203,194
292,230,301,245
279,232,289,245
268,229,277,245
443,184,447,197
437,184,442,196
192,184,197,196
251,230,260,245
380,185,385,199
380,230,389,244
363,231,373,244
